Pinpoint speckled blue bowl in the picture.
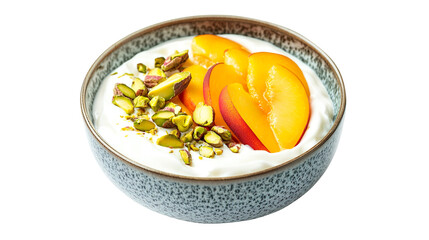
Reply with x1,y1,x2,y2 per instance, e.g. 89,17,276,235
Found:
80,16,346,223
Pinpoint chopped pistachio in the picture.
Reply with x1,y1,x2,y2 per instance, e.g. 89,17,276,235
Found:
137,63,147,73
193,126,207,140
147,71,191,101
133,96,149,108
154,57,165,68
144,68,167,87
156,134,184,148
131,78,148,96
149,96,166,112
170,129,181,138
228,141,241,153
179,149,192,165
211,126,232,141
214,148,223,155
161,50,189,72
134,119,156,132
164,102,182,115
193,102,214,127
199,146,215,158
204,131,223,148
172,115,193,132
180,130,194,143
112,96,134,115
113,83,136,99
151,110,175,128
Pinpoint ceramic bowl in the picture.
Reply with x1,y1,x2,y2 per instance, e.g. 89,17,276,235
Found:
80,15,346,223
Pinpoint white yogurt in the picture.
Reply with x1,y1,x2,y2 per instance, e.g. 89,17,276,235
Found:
92,35,334,178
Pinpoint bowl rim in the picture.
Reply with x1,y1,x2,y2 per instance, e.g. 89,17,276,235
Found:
80,15,346,182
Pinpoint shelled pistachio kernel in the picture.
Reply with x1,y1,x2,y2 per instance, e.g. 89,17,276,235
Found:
172,115,193,132
203,131,223,148
137,63,147,73
112,96,134,115
156,134,184,148
144,68,167,88
131,78,148,96
147,71,192,101
214,148,223,155
170,129,181,138
151,110,175,128
211,126,232,141
189,140,199,151
161,50,189,72
179,149,192,165
133,119,156,132
113,83,136,99
149,96,166,112
133,96,149,108
228,142,241,153
164,102,181,115
199,146,215,158
193,126,207,140
193,102,214,127
154,57,165,68
180,130,193,143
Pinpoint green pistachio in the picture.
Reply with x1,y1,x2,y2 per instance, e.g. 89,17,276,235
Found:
149,96,166,112
203,131,223,148
151,110,175,128
172,115,193,132
113,83,136,99
161,50,189,72
133,96,149,108
180,130,194,143
211,126,232,141
193,126,207,140
179,149,192,165
156,134,184,148
131,78,148,96
133,119,156,132
147,71,191,101
137,63,147,73
193,102,214,127
199,146,215,158
112,96,134,115
154,57,165,68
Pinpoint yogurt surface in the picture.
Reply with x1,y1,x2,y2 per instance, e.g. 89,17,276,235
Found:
92,35,334,178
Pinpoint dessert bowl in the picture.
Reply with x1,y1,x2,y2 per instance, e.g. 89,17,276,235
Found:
80,15,346,223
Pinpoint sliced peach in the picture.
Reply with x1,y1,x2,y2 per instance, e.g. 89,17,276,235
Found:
247,52,310,113
191,34,247,68
219,83,281,152
265,65,310,150
203,63,246,130
224,48,250,78
178,65,207,113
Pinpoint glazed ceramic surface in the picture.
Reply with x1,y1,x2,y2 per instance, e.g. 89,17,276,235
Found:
81,16,346,223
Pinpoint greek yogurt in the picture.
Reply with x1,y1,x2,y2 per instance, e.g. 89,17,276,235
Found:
92,35,334,178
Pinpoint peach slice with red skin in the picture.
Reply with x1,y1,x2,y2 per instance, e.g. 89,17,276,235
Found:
191,34,248,68
219,83,281,152
178,65,207,113
203,63,247,131
247,52,310,113
265,65,310,150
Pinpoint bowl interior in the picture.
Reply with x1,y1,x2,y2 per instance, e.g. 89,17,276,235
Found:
81,16,345,178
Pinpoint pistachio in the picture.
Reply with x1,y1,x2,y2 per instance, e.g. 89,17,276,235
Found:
133,119,156,132
149,96,166,112
214,148,223,155
189,141,199,151
161,50,189,72
211,126,232,141
112,96,134,115
170,129,181,138
193,102,215,127
193,126,207,140
154,57,165,68
113,83,136,99
203,131,223,148
131,78,148,96
144,68,167,87
151,110,175,128
199,146,215,158
228,141,241,153
164,102,182,115
180,130,194,143
156,134,184,148
137,63,147,73
147,71,191,101
172,115,193,132
179,149,192,165
133,96,149,108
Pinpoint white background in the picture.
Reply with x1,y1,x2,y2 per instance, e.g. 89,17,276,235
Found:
1,0,428,239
